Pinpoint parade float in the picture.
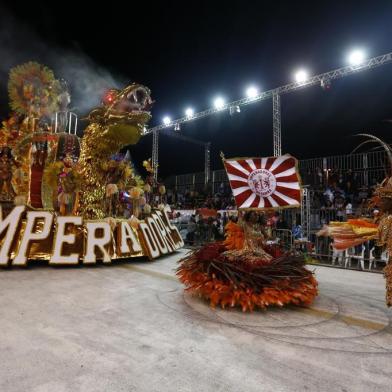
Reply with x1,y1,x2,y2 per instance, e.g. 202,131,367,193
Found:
177,154,318,311
0,62,183,267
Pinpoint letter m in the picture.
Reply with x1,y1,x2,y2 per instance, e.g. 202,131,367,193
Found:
0,206,25,266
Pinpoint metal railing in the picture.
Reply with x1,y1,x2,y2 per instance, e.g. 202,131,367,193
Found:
167,150,389,192
173,218,385,272
306,233,386,271
271,229,293,251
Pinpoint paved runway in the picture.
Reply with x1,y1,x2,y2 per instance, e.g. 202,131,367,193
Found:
1,250,392,392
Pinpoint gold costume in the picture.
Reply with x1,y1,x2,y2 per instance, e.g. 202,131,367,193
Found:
375,177,392,307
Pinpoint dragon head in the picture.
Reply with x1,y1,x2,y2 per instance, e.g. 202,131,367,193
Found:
87,83,153,145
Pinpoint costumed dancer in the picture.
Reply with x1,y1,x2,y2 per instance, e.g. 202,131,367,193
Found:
0,147,19,201
375,178,392,306
177,154,318,311
43,153,81,215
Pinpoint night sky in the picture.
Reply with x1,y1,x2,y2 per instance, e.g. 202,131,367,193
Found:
1,1,392,178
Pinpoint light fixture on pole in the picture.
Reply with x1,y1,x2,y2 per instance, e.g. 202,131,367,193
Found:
294,69,309,83
185,107,194,118
213,96,225,110
348,49,366,66
229,105,241,115
163,116,171,126
246,85,258,99
320,78,331,90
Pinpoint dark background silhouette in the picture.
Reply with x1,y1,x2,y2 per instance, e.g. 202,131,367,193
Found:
0,1,391,177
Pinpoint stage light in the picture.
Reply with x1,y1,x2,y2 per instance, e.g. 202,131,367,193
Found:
348,49,366,65
185,107,194,118
229,105,241,115
246,86,258,99
320,78,331,90
295,69,309,83
214,97,225,110
163,116,171,126
174,123,181,131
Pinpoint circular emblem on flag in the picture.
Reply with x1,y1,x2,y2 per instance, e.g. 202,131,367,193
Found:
248,169,276,197
224,155,301,209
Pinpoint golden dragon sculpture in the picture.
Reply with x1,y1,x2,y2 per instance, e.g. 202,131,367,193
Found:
77,84,153,219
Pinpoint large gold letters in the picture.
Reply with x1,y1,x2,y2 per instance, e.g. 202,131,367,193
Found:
0,206,183,266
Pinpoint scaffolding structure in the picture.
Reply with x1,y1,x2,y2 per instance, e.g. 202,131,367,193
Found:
204,142,211,185
168,150,388,190
152,128,211,185
152,130,159,181
272,94,281,156
147,51,392,156
300,187,311,240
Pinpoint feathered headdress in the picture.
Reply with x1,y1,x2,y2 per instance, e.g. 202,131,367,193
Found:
354,133,392,199
143,158,154,173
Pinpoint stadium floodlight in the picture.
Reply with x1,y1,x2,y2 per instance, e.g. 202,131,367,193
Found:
348,49,366,65
246,85,258,99
213,96,225,110
163,116,171,126
185,107,194,118
295,69,309,83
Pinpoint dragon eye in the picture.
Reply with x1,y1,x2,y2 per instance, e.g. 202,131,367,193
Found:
103,90,117,105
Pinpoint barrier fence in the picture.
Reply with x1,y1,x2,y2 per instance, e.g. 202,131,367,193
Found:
172,219,386,273
166,150,389,193
168,150,389,272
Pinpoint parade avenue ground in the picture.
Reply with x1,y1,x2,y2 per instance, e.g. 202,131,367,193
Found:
1,249,392,392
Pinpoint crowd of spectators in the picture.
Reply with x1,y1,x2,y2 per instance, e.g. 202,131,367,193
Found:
171,208,292,246
304,168,381,224
168,169,382,213
172,211,238,245
165,169,385,245
166,182,236,210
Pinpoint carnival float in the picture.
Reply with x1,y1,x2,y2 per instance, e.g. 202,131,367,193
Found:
0,62,183,266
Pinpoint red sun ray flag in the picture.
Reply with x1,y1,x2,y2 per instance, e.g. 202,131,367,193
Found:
223,154,302,210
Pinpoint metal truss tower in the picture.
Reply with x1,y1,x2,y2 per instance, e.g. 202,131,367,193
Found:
301,187,311,240
152,130,159,181
151,128,211,184
272,94,281,156
204,142,211,185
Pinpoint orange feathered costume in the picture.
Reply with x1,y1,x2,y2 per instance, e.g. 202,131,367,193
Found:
223,220,245,250
177,221,318,312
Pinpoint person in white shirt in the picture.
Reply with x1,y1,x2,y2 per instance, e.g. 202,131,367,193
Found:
345,199,353,216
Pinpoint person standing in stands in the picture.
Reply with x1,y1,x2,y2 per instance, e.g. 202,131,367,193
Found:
345,198,353,217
